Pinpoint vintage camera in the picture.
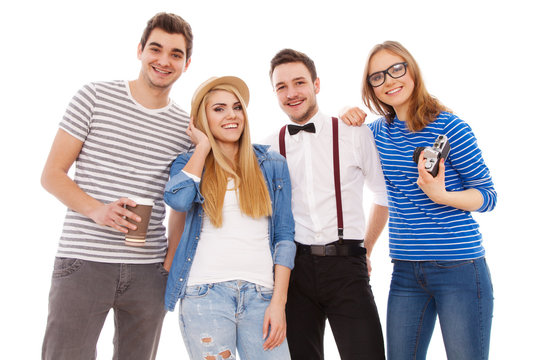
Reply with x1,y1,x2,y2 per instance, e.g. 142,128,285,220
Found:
412,135,450,177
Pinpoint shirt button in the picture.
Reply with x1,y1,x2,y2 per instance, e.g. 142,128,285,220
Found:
179,278,183,282
187,258,191,262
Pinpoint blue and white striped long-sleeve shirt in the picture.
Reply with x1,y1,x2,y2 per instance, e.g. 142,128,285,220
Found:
368,112,497,260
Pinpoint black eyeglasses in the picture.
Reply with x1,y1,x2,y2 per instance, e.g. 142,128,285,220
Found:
368,62,408,87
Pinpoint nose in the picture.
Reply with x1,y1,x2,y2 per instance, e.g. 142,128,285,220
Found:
157,52,170,66
225,107,237,119
286,87,298,99
382,73,396,88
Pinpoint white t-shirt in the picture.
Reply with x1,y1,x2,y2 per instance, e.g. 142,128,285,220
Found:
187,179,274,288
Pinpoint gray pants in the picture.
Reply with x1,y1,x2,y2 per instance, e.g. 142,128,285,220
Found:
42,258,168,360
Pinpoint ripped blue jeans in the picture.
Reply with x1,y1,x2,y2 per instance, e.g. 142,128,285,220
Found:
179,280,291,360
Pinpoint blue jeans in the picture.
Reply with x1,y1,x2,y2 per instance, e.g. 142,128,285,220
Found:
179,280,291,360
387,258,493,360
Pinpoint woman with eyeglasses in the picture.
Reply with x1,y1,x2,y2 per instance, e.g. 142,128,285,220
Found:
163,76,295,359
342,41,497,359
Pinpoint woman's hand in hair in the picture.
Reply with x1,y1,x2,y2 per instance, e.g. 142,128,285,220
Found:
186,117,210,151
182,117,211,178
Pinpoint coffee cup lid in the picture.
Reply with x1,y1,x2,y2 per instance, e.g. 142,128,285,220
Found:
129,198,154,206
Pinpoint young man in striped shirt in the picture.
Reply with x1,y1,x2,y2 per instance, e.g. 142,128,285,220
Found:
41,13,192,360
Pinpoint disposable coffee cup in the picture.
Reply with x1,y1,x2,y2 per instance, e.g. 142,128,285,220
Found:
124,198,154,247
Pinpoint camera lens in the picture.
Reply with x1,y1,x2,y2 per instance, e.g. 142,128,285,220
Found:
412,147,425,164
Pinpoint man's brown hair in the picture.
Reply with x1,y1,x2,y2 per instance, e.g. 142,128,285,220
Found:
140,12,193,60
269,48,317,81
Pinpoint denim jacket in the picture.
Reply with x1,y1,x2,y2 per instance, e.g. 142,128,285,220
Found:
163,144,296,311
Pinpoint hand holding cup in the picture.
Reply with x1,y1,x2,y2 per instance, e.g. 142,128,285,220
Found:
124,198,154,246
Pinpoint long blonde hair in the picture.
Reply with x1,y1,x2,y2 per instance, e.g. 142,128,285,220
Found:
194,84,272,227
362,41,450,132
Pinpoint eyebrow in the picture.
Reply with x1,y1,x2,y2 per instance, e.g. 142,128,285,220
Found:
371,62,404,74
274,76,308,87
211,101,242,107
148,41,185,55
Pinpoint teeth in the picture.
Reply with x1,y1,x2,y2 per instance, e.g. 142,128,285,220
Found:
153,66,170,74
223,124,238,129
387,87,401,94
289,100,302,106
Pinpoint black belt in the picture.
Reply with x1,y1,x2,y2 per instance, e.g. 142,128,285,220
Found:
296,240,365,257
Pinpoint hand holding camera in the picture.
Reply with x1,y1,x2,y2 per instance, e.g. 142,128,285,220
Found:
413,135,450,177
414,135,451,204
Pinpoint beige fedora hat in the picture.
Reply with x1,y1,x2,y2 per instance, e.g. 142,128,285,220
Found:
190,76,250,119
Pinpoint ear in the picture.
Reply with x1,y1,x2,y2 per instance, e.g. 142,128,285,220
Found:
314,77,321,95
137,43,143,60
184,57,192,72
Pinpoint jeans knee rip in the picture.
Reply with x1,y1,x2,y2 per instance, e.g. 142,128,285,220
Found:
201,334,213,346
201,346,234,360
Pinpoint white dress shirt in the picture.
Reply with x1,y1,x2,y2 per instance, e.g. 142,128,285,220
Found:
263,112,388,246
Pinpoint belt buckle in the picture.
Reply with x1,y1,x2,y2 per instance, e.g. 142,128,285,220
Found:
310,245,325,256
325,244,337,256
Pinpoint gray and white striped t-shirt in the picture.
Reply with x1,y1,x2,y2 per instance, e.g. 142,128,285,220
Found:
57,80,191,263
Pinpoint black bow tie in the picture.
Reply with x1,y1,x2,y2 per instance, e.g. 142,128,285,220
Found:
288,122,316,135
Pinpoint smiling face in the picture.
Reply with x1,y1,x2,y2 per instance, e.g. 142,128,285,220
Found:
205,90,245,150
368,49,415,120
137,28,191,90
271,62,320,124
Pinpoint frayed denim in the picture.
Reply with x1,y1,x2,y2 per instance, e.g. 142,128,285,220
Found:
179,280,291,360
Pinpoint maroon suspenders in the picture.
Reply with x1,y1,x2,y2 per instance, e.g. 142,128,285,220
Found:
279,125,287,158
331,118,344,244
279,117,344,244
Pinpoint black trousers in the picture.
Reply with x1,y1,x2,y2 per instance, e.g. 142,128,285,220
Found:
286,251,385,360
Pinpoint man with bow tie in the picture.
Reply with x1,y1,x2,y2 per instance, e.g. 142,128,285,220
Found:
262,48,389,360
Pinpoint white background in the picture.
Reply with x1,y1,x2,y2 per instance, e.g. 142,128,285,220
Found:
1,0,538,358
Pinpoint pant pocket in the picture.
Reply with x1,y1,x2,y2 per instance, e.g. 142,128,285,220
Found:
433,259,474,269
52,257,84,278
155,262,169,278
184,284,211,298
256,285,274,301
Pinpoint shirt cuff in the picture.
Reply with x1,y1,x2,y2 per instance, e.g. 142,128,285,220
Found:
182,170,201,183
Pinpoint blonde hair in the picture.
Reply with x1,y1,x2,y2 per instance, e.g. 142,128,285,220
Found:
194,84,272,227
361,41,450,132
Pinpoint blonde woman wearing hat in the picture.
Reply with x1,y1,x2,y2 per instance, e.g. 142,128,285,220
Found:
163,76,295,359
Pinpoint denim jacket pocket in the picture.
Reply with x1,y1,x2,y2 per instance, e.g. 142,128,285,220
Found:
184,284,211,298
52,257,84,279
273,178,284,192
